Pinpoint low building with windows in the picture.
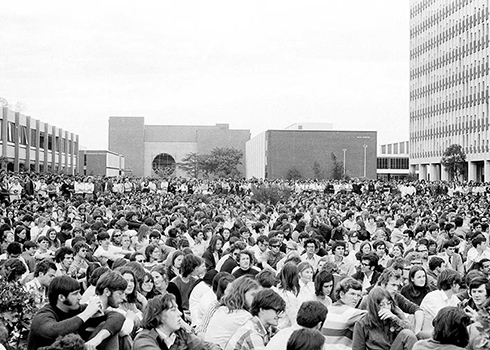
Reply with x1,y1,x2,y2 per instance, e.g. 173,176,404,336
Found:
78,150,126,177
377,141,410,180
108,117,250,177
0,106,79,174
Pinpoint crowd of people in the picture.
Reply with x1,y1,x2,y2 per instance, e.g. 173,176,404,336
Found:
0,171,490,350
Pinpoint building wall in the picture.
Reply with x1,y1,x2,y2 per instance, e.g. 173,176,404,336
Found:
109,117,145,176
410,0,490,181
0,106,78,174
109,118,250,177
80,150,125,176
265,130,377,179
144,141,197,177
196,126,250,176
246,131,267,179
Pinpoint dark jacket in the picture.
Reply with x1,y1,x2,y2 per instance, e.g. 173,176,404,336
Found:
27,303,125,350
133,328,220,350
351,270,381,293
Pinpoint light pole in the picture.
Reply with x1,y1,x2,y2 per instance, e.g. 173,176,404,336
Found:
342,149,346,177
363,144,368,178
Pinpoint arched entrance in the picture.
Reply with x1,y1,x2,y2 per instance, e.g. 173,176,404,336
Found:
152,153,176,176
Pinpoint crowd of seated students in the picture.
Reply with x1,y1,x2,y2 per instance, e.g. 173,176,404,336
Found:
1,172,490,349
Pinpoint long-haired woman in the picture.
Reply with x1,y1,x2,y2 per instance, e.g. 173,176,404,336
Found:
400,266,430,306
352,286,417,350
202,234,223,271
272,262,301,329
297,261,316,304
205,276,261,349
314,270,334,307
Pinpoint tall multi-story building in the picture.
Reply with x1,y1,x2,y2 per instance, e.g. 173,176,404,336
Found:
410,0,490,182
0,106,79,174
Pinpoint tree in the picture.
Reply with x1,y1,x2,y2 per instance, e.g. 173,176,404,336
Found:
312,161,324,179
178,152,204,178
286,167,302,180
331,152,343,180
203,147,243,178
441,144,467,181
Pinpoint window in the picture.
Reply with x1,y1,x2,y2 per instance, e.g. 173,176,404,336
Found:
39,132,45,149
377,158,389,169
48,135,53,151
19,126,28,145
31,129,37,147
7,122,15,143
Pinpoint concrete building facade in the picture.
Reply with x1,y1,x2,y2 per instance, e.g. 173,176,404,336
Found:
246,130,377,179
377,141,410,180
0,106,79,174
79,150,125,177
410,0,490,182
108,117,250,177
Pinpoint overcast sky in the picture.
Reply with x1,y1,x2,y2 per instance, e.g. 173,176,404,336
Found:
1,1,409,150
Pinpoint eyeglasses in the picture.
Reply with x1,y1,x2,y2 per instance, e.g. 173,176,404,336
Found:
271,245,280,248
136,259,145,263
113,234,121,238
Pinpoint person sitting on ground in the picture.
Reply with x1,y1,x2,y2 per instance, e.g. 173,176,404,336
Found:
266,300,328,350
420,269,462,334
412,306,470,350
287,328,326,350
352,287,417,350
27,274,125,350
133,293,220,350
225,288,286,349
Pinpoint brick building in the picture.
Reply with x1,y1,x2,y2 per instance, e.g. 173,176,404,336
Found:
246,129,377,179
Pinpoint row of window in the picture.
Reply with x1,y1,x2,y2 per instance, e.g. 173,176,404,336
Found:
410,95,489,117
411,74,489,99
0,120,77,153
377,158,409,170
380,143,408,155
411,118,489,137
411,24,488,60
411,144,489,159
411,0,484,32
411,43,489,78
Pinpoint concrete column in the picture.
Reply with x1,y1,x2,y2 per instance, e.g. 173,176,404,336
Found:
468,161,477,182
43,123,49,173
34,119,40,173
441,164,449,181
14,112,19,172
429,164,440,181
26,116,31,172
419,164,428,181
2,107,8,158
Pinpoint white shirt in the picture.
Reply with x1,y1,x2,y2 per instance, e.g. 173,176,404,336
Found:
189,281,212,327
420,289,460,332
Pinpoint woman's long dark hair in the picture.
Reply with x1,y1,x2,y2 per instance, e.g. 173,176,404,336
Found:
404,266,430,298
278,263,300,296
365,287,396,331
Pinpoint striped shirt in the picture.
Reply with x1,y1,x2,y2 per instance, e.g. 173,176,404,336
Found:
321,303,366,350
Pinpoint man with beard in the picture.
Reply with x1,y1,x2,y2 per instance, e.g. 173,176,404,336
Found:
27,274,126,350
